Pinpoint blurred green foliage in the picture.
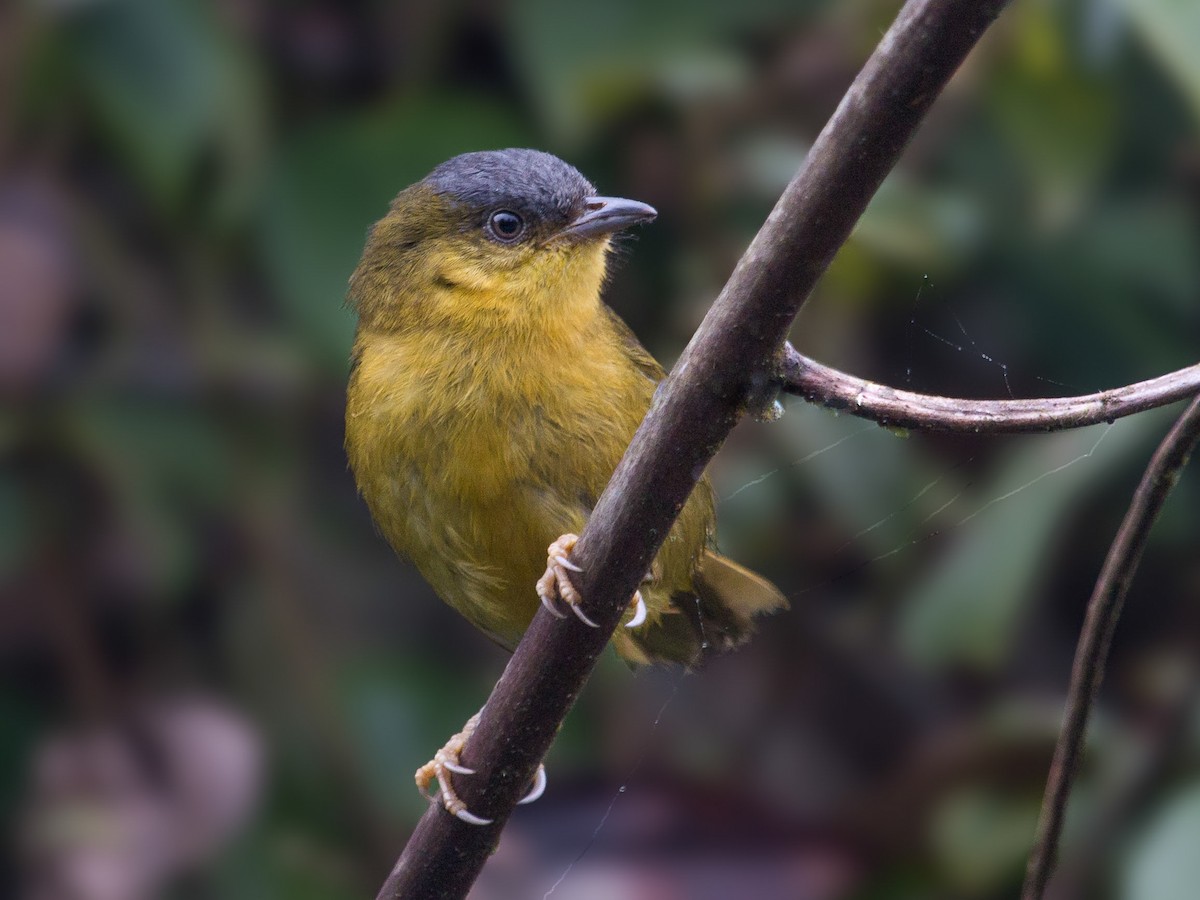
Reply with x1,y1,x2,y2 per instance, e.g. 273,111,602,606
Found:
2,0,1199,897
1125,779,1200,900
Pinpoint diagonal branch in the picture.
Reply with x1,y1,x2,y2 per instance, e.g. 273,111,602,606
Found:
1020,394,1200,900
779,344,1200,433
375,1,1011,897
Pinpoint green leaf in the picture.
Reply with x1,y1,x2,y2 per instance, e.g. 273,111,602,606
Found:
1119,0,1200,123
67,398,236,593
931,786,1042,893
1124,781,1200,900
987,3,1118,225
899,415,1154,671
755,403,946,557
61,0,266,222
1060,198,1200,318
0,690,46,823
336,655,488,822
852,176,986,269
507,0,817,139
0,473,31,580
207,827,360,900
1015,197,1200,373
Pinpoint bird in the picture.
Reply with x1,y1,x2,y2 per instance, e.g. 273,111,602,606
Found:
344,148,786,823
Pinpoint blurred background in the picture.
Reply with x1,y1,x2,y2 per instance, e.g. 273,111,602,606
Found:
2,0,1199,897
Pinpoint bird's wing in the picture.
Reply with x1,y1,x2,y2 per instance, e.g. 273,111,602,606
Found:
600,304,666,383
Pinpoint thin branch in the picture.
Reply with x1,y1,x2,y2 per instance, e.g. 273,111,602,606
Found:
376,1,1011,897
1021,394,1200,900
1049,656,1200,900
779,344,1200,433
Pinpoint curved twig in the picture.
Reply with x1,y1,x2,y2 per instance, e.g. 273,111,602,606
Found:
779,344,1200,433
1020,395,1200,900
375,1,1011,897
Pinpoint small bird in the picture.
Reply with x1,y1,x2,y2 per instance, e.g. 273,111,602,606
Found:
345,149,786,823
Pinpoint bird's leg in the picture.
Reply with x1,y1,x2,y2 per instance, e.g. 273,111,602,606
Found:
415,711,490,825
536,533,648,629
415,710,548,826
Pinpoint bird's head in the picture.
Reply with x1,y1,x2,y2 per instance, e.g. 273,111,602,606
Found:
349,149,656,332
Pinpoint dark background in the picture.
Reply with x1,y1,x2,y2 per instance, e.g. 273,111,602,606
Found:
2,0,1199,898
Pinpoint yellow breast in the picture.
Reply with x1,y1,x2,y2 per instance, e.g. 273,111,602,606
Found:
345,242,671,647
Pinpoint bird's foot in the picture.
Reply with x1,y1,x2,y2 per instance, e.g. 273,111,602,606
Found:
415,711,548,826
536,533,647,629
415,712,491,825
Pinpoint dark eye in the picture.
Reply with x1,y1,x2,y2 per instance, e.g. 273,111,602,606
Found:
487,210,525,242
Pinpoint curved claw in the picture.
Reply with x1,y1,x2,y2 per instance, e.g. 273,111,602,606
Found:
570,601,600,628
441,759,475,776
625,592,647,629
518,765,547,805
452,807,494,826
540,591,567,618
554,554,583,573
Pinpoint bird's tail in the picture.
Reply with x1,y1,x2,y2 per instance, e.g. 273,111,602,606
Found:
617,551,787,667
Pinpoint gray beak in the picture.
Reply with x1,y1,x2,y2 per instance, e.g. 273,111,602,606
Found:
560,196,658,239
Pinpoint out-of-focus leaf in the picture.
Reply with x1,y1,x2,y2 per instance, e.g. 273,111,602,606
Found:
987,3,1118,226
0,691,44,823
70,398,235,502
755,403,951,557
258,95,530,373
508,0,818,138
737,136,985,298
210,828,361,900
337,656,487,821
1119,0,1200,122
1124,780,1200,900
931,786,1042,894
1052,197,1200,321
1006,196,1200,381
60,0,266,223
67,398,236,593
0,472,31,579
738,136,985,270
851,177,985,268
899,414,1153,671
735,136,810,197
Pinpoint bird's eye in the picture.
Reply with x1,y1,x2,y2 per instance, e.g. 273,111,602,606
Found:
487,210,525,242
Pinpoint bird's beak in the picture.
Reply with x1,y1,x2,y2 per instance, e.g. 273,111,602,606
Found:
559,196,657,240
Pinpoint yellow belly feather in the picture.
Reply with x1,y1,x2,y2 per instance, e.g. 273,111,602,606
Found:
346,294,707,651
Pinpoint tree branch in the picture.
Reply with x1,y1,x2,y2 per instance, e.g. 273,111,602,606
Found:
376,1,1011,897
1020,394,1200,900
779,344,1200,433
1048,655,1200,900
